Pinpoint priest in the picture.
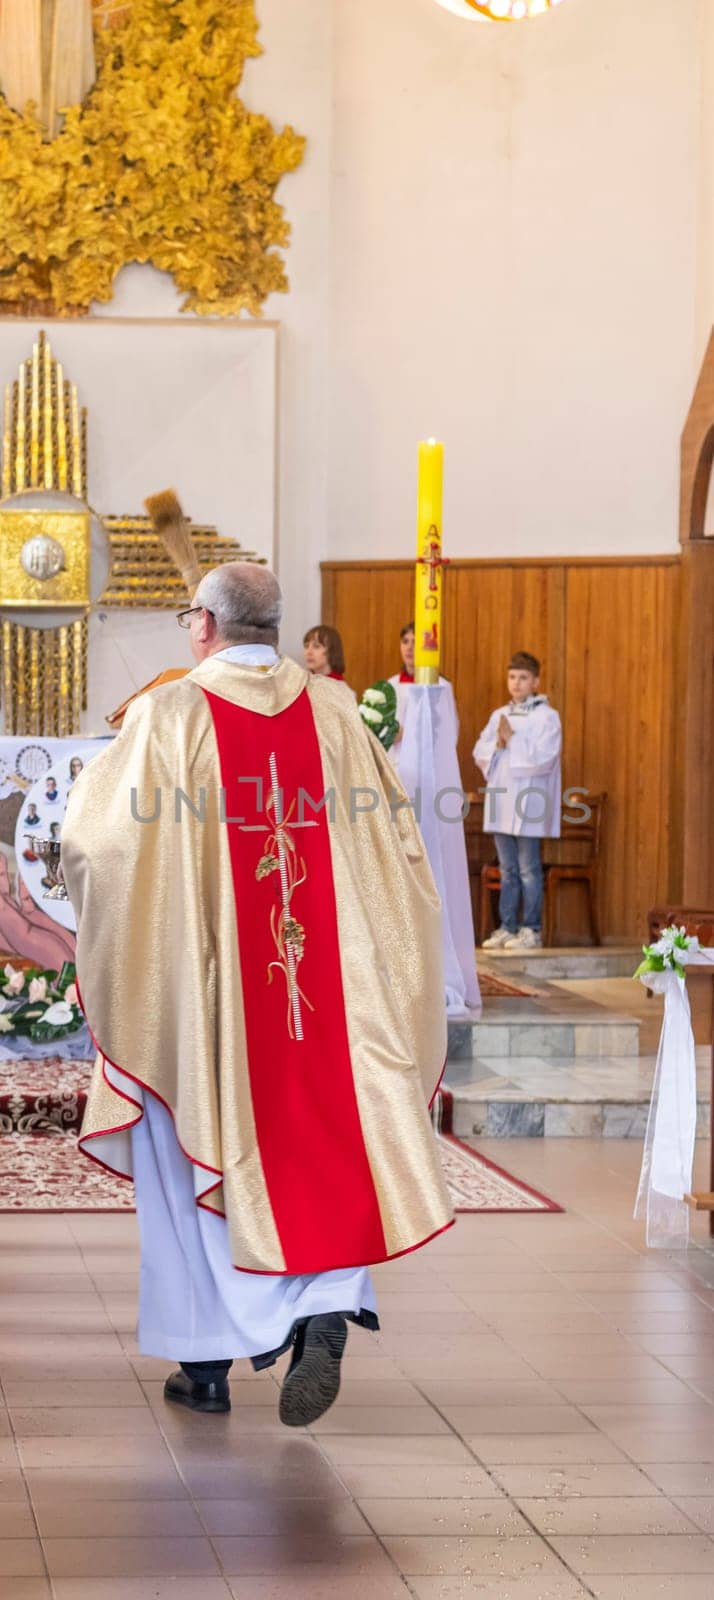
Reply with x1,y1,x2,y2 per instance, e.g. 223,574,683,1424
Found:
62,562,452,1426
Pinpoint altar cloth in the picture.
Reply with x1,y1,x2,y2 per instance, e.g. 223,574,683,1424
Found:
635,947,714,1248
398,683,480,1017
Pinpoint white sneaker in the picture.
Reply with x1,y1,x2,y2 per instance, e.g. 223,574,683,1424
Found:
482,927,514,951
504,928,543,950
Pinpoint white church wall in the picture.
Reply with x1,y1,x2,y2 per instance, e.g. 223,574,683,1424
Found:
243,0,333,651
0,315,277,565
0,0,702,687
695,0,714,383
95,0,333,663
327,0,701,562
0,315,278,731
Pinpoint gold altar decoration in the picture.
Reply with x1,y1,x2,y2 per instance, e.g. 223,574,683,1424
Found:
0,330,93,734
1,616,86,738
101,520,253,610
0,0,305,317
0,510,90,607
0,330,260,736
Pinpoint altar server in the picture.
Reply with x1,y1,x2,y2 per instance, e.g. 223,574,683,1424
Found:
474,650,562,951
63,563,451,1425
303,624,356,699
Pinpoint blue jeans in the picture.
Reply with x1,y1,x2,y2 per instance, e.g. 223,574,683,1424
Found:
494,833,543,933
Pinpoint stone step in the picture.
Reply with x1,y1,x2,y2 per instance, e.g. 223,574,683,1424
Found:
445,1050,711,1139
479,946,640,981
448,1004,640,1061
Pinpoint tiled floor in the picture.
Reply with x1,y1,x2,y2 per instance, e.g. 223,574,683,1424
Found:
1,1138,714,1599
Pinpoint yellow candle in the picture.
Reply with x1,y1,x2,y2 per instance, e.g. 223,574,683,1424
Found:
414,439,444,685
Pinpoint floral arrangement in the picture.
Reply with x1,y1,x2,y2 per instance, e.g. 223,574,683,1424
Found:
359,680,400,752
0,0,305,316
0,961,83,1040
634,927,699,982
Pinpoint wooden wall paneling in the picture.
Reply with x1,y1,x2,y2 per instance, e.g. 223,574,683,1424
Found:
563,562,680,940
456,563,565,806
326,565,413,697
679,541,714,904
647,562,679,911
322,558,681,941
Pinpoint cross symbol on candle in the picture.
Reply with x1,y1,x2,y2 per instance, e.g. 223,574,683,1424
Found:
418,526,450,592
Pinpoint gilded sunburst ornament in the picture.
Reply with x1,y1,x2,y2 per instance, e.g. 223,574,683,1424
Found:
0,0,305,317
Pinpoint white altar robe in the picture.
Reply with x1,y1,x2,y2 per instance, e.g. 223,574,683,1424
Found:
388,673,456,776
473,699,562,838
132,1088,378,1362
397,683,480,1018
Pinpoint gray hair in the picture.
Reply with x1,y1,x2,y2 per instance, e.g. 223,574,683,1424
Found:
194,562,282,646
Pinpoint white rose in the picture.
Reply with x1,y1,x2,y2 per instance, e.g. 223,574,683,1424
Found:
4,969,25,995
64,983,79,1006
28,976,48,1003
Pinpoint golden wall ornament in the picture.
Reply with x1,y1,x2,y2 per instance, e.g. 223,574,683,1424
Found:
0,0,305,317
0,330,263,735
0,330,108,733
0,510,90,608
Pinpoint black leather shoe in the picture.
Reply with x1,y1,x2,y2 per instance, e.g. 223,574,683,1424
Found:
279,1313,347,1428
164,1370,230,1413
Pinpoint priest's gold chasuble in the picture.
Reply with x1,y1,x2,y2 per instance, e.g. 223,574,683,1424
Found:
62,659,453,1274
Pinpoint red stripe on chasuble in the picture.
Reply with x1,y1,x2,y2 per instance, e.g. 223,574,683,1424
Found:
203,687,388,1273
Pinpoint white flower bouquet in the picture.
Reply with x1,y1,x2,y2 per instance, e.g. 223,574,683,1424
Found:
359,680,400,751
634,926,699,982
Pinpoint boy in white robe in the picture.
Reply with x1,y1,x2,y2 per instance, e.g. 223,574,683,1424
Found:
473,651,562,950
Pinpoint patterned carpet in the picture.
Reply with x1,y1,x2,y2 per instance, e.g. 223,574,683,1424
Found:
0,1078,561,1216
0,1057,92,1134
477,970,539,998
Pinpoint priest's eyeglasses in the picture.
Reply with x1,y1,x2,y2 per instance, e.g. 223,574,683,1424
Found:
177,606,214,628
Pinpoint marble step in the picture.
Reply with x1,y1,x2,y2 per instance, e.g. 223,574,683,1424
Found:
479,945,640,981
444,1051,711,1139
448,1002,640,1061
